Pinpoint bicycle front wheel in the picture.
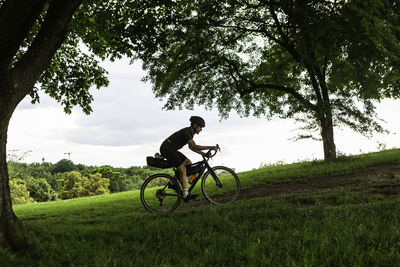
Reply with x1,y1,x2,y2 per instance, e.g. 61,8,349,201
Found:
140,174,182,213
201,166,240,205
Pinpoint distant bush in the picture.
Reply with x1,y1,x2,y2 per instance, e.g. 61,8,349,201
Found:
10,180,34,205
59,171,110,199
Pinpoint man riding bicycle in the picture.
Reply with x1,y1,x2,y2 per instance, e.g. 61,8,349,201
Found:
160,116,218,202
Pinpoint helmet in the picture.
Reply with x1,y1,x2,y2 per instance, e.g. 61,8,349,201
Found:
190,116,205,127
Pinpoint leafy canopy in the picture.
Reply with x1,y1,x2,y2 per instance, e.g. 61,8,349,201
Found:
6,0,149,114
125,0,400,138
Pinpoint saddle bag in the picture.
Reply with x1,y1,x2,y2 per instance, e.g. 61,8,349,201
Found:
146,156,171,169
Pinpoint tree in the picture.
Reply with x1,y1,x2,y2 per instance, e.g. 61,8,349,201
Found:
9,180,34,205
128,0,400,161
0,0,142,249
8,164,58,202
59,171,109,199
59,171,86,199
51,159,76,175
0,0,83,249
88,166,125,193
83,173,110,196
19,177,57,202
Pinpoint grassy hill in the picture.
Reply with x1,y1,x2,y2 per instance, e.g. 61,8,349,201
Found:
1,149,400,266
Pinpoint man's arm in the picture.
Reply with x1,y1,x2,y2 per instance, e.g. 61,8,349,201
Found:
188,140,217,156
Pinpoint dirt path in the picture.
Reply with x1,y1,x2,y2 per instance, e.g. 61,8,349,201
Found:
178,164,400,210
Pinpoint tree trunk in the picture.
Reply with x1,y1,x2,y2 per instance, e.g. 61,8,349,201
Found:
0,107,27,250
0,0,84,250
320,115,337,161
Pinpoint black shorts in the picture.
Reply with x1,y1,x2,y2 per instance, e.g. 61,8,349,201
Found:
160,146,187,168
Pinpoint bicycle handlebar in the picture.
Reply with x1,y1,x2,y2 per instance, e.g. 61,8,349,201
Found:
202,144,220,159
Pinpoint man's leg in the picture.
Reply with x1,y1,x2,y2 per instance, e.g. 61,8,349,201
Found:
177,158,191,195
161,149,195,199
179,159,199,201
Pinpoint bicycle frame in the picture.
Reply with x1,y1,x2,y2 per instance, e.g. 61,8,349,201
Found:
173,151,223,194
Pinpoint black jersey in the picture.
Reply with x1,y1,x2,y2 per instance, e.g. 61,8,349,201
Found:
161,127,194,151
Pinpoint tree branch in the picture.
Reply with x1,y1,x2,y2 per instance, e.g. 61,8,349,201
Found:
314,62,332,113
9,0,83,103
268,4,289,45
0,0,46,70
247,82,318,113
220,55,317,112
267,4,304,65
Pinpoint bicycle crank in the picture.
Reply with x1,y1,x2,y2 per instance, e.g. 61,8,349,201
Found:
156,189,166,206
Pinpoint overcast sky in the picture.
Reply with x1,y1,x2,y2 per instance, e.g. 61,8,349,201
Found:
7,58,400,172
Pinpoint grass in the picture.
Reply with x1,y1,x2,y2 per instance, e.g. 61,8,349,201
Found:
239,148,400,189
1,149,400,266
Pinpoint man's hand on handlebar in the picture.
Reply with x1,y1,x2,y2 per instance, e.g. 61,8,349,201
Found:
202,144,220,159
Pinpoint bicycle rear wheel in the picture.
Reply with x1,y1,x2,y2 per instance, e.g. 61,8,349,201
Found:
201,166,240,205
140,173,182,213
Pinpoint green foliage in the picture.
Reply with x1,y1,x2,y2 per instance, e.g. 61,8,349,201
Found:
84,173,110,196
16,0,152,115
8,159,58,202
147,177,170,188
7,156,174,201
9,180,34,205
29,162,54,181
117,166,174,191
10,176,58,203
87,166,125,193
45,173,66,193
59,171,86,199
23,177,58,202
33,39,109,114
59,171,110,199
51,159,76,174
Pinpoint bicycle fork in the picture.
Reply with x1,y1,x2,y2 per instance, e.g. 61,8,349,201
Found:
209,169,223,188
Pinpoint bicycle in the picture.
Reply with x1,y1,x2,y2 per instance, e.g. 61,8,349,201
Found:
140,146,241,213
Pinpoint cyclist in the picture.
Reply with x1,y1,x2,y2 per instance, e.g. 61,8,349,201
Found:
160,116,218,202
